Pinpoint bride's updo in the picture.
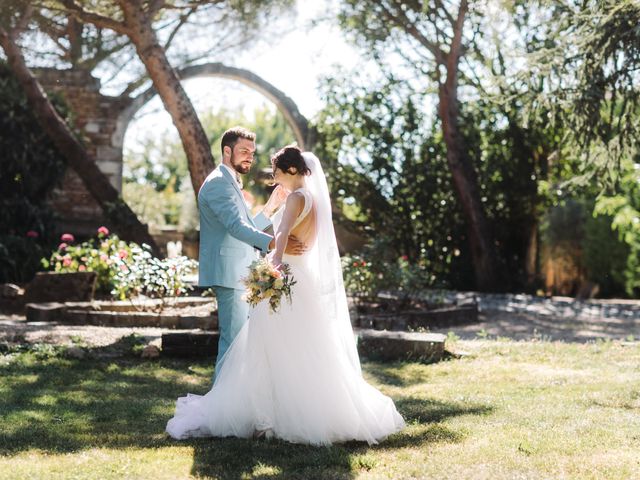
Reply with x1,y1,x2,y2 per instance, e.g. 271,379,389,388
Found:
271,145,311,176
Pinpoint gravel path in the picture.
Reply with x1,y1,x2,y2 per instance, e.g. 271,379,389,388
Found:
0,313,194,348
433,310,640,342
2,299,640,348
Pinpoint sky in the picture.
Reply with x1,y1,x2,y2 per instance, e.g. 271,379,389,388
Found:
124,1,362,153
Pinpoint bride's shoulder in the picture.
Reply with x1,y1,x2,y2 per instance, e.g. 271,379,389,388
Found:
284,190,305,213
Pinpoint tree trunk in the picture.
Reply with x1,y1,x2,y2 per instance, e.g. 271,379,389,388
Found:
437,1,501,290
438,83,502,290
525,221,538,287
0,27,159,253
120,2,215,194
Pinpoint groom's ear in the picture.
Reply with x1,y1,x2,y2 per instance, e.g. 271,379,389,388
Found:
223,145,232,158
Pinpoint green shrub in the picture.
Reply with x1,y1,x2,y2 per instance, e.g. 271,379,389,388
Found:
110,245,197,300
341,250,434,299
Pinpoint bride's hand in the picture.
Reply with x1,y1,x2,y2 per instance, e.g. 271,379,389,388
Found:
267,251,283,270
263,185,288,216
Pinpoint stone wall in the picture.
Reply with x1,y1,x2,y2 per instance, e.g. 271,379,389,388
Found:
34,68,131,237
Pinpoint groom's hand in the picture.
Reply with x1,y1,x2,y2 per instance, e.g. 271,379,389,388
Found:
285,235,307,255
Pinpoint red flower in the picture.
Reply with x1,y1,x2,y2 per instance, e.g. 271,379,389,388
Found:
58,243,68,251
353,261,359,267
26,230,39,239
78,265,86,272
361,261,367,267
401,255,409,261
97,226,110,237
61,233,75,242
118,249,128,259
62,256,72,267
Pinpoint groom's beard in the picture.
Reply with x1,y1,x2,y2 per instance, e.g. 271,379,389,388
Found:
230,154,251,174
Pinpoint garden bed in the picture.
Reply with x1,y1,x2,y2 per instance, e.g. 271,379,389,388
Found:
25,296,217,330
350,295,479,331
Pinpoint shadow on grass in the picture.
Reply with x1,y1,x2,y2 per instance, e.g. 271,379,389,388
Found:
362,361,434,387
0,341,211,455
395,396,493,424
186,395,493,479
0,344,493,479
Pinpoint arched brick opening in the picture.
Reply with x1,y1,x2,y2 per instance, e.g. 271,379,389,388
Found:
35,65,312,235
117,63,313,153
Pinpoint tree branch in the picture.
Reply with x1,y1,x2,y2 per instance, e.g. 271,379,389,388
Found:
433,0,456,27
59,0,129,35
80,38,132,71
163,6,196,50
379,1,447,64
147,0,167,18
15,4,35,33
447,0,467,76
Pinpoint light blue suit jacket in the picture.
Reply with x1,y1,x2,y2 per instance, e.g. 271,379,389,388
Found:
198,165,272,289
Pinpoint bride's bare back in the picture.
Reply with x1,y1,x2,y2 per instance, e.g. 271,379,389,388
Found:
290,199,316,249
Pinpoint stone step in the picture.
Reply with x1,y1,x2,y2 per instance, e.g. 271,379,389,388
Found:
162,331,219,358
24,302,217,329
355,328,446,363
26,302,67,323
65,309,217,329
64,296,216,313
356,305,478,331
160,329,447,363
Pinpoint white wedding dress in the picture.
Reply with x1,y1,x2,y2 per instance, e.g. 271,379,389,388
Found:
166,154,405,446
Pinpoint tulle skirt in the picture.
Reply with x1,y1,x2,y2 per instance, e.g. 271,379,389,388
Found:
166,254,405,446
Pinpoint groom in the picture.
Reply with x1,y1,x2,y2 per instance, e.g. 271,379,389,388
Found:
198,126,302,377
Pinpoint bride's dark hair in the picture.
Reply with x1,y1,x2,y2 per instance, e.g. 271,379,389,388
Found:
271,145,311,176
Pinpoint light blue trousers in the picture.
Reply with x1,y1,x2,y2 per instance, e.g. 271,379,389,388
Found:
212,286,250,381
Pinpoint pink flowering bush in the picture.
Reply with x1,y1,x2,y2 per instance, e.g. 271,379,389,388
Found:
42,227,135,294
42,226,197,300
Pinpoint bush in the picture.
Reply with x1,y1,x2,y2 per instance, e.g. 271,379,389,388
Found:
42,226,197,300
341,249,435,299
0,233,49,284
110,245,197,300
0,62,70,283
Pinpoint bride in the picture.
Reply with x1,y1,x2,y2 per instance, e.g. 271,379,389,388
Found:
166,146,405,446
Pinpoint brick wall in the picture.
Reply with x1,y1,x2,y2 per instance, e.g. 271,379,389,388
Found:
34,68,131,237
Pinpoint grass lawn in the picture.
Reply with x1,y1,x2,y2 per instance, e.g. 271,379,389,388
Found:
0,338,639,479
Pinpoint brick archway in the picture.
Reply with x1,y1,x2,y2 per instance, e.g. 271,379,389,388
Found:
116,63,313,153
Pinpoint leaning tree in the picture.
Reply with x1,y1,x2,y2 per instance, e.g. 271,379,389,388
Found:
38,0,294,194
0,3,159,249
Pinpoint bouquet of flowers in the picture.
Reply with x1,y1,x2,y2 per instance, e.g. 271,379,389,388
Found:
242,257,296,313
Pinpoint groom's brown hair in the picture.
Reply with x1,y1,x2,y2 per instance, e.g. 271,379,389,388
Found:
220,126,256,157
